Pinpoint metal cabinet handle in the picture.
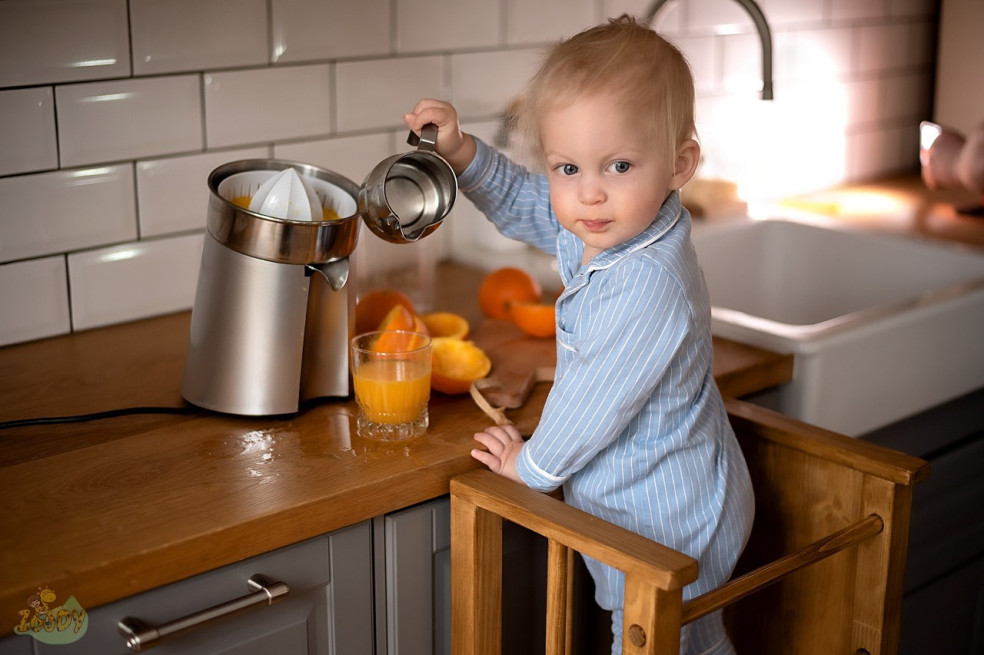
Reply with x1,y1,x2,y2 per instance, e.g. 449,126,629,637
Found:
117,574,289,652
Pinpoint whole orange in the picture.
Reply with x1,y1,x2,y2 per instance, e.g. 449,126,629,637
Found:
478,267,542,320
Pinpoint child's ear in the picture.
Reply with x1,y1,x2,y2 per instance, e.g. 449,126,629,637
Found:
669,139,700,189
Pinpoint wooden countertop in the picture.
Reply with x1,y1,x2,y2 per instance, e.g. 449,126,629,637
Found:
776,175,984,250
0,262,792,634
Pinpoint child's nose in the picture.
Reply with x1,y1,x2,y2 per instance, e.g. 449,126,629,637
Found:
578,176,606,204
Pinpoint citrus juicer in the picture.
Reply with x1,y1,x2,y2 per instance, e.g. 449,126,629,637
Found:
181,125,457,416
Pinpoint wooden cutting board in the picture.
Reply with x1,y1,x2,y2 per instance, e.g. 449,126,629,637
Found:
469,319,556,409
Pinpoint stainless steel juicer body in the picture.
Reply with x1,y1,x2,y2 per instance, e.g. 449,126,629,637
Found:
181,127,458,416
181,160,362,416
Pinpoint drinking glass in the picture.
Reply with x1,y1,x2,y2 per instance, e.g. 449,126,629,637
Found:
350,331,431,440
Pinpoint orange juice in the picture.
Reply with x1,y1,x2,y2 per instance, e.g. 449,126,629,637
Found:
352,359,430,424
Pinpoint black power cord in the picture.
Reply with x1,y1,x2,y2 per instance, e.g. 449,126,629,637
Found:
0,405,201,431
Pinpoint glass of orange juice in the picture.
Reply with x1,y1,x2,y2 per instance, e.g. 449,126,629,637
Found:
350,330,432,440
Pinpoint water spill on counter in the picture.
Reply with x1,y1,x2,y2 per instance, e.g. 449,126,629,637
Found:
201,411,431,481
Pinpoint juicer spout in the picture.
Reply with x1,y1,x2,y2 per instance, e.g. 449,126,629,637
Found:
306,258,350,291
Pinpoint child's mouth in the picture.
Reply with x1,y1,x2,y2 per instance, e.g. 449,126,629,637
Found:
580,219,611,232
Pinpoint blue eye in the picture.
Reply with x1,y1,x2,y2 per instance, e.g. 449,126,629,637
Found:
558,163,578,176
608,161,631,173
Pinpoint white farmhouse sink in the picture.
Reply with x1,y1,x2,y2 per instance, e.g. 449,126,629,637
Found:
691,217,984,436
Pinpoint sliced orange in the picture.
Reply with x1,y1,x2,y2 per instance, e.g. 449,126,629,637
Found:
478,267,542,320
369,305,429,353
420,312,470,339
376,303,428,335
510,302,556,338
430,337,492,395
371,329,430,354
355,289,416,335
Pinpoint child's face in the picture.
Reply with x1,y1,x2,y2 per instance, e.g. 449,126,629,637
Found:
539,92,679,261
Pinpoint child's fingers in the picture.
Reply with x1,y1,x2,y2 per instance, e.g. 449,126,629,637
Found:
483,424,522,442
471,448,501,472
473,430,504,455
409,98,445,114
405,99,455,131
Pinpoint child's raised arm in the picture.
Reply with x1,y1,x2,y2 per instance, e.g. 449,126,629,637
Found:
403,99,477,175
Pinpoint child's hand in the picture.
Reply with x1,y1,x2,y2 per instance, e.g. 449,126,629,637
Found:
472,424,525,484
403,99,476,175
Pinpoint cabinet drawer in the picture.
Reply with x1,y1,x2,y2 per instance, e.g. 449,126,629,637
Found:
905,435,984,591
20,523,372,655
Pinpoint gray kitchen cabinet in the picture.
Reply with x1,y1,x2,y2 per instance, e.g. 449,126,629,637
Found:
864,387,984,655
10,522,373,655
0,634,32,654
373,495,556,655
900,553,984,654
4,497,550,655
375,496,452,655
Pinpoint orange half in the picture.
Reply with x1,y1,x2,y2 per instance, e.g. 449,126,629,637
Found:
510,302,556,338
420,312,470,339
430,337,492,395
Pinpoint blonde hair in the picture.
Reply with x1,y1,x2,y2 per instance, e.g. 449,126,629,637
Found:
514,15,696,168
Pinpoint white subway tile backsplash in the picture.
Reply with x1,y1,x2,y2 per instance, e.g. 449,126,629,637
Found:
770,31,800,84
857,23,911,73
898,122,920,171
275,133,393,186
506,0,596,44
844,78,883,125
449,120,526,255
0,256,71,347
204,65,332,148
830,0,890,22
451,50,544,117
847,126,904,181
397,0,502,52
0,165,137,264
56,76,203,168
68,233,204,331
756,0,825,27
0,0,943,341
685,0,751,32
721,33,766,94
603,0,676,27
906,21,937,68
793,27,855,79
608,0,684,33
0,0,130,88
136,147,270,238
889,0,938,17
882,72,933,122
670,36,717,93
336,57,445,132
272,0,390,64
0,87,58,176
130,0,268,76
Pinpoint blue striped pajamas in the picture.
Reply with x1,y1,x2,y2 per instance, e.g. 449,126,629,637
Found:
459,139,754,655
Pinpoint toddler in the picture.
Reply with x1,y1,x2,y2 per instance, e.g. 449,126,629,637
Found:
404,15,753,655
